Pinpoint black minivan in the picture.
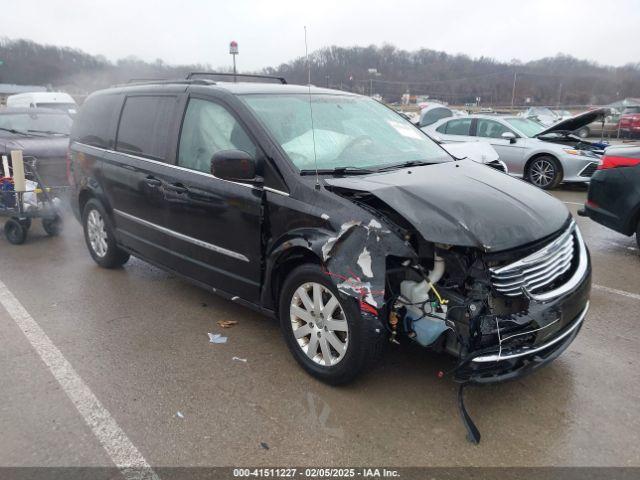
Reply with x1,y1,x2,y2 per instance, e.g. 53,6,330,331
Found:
70,74,591,389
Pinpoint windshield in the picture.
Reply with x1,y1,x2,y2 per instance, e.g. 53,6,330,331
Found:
242,94,451,171
0,112,72,135
505,118,546,137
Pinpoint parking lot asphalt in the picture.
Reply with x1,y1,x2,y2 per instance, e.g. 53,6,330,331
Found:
1,186,639,469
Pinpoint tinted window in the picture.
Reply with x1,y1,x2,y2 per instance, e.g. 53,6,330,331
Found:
178,99,257,174
476,119,511,138
443,118,472,135
71,93,121,148
116,96,177,160
420,107,452,127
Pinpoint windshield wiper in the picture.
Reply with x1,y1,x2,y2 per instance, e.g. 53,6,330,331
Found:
28,129,68,136
300,166,376,176
376,160,433,172
0,127,31,136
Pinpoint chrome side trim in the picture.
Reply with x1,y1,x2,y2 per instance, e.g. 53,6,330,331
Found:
113,209,250,262
73,142,259,190
263,186,290,197
471,302,589,363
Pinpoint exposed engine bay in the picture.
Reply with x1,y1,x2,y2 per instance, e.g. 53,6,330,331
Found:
537,132,606,154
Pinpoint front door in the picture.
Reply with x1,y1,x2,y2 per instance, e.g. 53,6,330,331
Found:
164,97,263,302
474,118,527,175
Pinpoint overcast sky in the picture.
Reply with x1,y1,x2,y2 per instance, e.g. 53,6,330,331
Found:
3,0,639,70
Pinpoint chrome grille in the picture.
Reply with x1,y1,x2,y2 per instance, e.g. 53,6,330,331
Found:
491,223,577,297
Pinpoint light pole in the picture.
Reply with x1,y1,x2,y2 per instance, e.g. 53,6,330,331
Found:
229,41,238,82
510,70,517,112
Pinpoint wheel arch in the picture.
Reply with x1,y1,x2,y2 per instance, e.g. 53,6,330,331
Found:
524,152,564,179
262,238,324,314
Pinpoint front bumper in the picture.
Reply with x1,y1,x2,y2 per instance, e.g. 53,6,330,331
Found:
561,157,599,183
455,304,587,384
455,225,591,384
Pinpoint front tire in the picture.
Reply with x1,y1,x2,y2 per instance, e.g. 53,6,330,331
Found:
527,156,563,190
82,199,130,268
279,264,384,385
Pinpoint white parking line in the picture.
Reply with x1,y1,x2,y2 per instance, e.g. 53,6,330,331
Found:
0,278,159,480
563,201,584,206
593,284,640,301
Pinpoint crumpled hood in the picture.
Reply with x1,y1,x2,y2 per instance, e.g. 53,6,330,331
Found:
536,107,610,137
325,160,570,252
0,136,69,158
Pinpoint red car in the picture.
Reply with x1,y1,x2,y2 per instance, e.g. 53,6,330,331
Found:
619,106,640,139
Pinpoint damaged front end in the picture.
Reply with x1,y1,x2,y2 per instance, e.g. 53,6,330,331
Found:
321,163,590,382
322,193,590,384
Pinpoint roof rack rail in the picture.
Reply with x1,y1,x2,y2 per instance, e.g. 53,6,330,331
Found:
186,72,287,84
116,78,217,88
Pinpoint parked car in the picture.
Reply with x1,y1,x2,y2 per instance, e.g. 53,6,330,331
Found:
424,133,508,173
578,146,640,248
425,109,608,189
416,103,455,127
69,76,590,397
573,108,621,139
554,110,573,122
619,106,640,139
0,108,73,186
6,92,78,115
520,106,560,126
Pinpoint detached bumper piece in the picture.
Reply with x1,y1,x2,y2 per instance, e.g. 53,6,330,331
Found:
459,302,588,384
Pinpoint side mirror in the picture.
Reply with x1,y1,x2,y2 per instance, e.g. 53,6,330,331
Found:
501,131,517,143
211,150,261,183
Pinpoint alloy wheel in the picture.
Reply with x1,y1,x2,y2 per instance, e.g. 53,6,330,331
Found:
290,282,349,367
87,209,108,258
530,159,556,188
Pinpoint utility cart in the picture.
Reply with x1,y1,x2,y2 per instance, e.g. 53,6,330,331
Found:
1,156,65,245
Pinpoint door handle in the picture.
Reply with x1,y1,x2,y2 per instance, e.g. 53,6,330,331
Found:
145,176,162,187
166,183,189,194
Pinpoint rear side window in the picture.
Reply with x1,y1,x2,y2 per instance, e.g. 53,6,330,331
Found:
440,118,472,136
71,93,121,148
116,96,177,160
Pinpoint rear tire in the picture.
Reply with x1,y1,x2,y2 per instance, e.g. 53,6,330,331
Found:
4,218,28,245
82,199,130,268
279,263,385,385
527,155,563,190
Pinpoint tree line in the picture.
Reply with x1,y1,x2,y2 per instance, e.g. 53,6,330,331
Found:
1,38,639,106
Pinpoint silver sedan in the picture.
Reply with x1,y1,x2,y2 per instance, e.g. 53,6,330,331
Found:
423,113,604,189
